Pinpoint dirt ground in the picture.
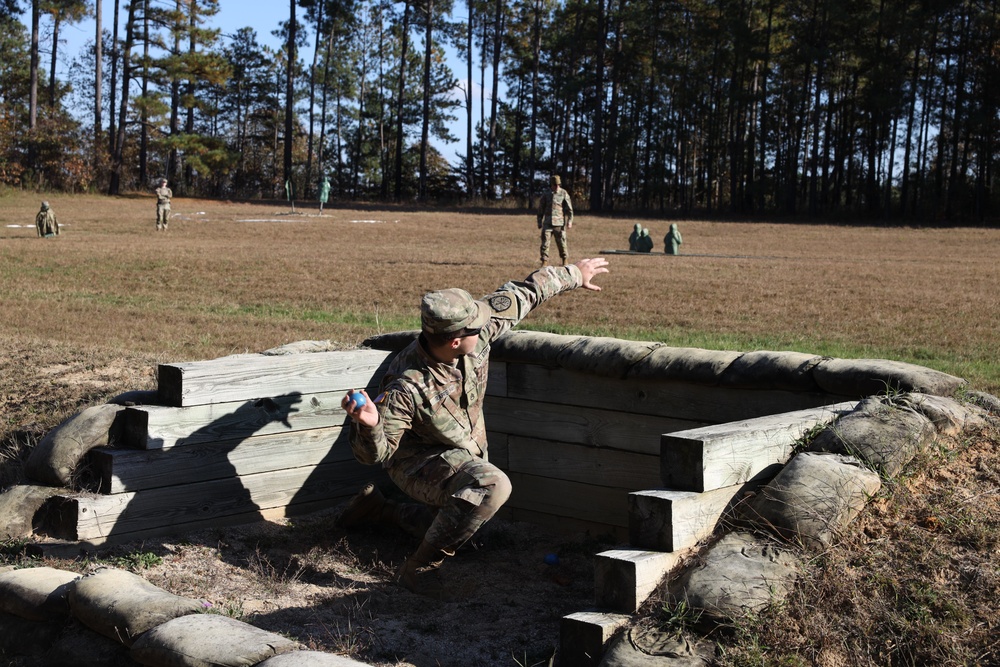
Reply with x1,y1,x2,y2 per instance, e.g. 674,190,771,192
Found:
0,334,606,667
7,337,1000,667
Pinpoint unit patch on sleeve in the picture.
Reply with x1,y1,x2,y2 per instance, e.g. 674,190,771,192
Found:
487,294,514,316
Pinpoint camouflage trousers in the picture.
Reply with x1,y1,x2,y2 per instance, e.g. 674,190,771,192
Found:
539,225,568,263
387,445,512,554
156,204,171,229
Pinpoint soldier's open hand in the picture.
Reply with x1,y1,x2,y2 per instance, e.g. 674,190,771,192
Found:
575,257,609,291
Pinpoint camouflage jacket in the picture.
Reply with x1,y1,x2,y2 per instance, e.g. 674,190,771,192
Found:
350,265,584,470
537,187,574,228
156,186,172,206
35,210,59,236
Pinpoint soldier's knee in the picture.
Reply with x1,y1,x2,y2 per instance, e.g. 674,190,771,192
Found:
483,470,512,511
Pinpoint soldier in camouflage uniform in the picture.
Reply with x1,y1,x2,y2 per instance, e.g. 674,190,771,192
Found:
155,179,172,231
339,257,610,596
35,201,59,237
536,174,574,266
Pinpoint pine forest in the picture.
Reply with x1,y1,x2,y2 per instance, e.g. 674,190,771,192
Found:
2,0,999,223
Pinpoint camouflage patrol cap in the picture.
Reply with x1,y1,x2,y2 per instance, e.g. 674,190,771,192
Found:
421,288,490,335
550,175,561,185
40,201,50,210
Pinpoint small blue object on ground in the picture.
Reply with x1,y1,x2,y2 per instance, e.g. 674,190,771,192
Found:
544,553,559,566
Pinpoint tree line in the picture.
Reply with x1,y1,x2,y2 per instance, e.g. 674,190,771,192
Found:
1,0,998,223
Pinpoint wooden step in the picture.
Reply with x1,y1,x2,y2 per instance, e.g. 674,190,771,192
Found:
660,401,857,492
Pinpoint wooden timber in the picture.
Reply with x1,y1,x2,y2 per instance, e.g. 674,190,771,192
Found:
506,472,630,528
123,391,349,450
559,611,631,667
594,548,692,613
505,435,661,490
628,485,754,552
92,426,352,494
49,459,379,543
503,363,845,423
484,395,699,455
660,401,858,492
157,349,393,407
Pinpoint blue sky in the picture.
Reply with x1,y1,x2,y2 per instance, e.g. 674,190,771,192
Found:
25,1,478,163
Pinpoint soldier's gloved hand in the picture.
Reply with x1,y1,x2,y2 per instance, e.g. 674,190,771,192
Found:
342,389,379,428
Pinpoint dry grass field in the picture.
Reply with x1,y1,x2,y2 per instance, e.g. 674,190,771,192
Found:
1,189,999,666
2,190,999,391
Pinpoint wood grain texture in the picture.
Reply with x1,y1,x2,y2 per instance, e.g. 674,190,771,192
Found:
157,349,393,407
93,426,353,494
660,401,858,492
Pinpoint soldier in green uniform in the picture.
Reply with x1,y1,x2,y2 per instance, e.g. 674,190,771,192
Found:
35,201,59,237
536,174,573,266
339,257,611,596
664,223,683,255
155,178,172,231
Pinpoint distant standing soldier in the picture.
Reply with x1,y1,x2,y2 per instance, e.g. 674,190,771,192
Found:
637,227,654,253
155,178,172,231
319,176,331,214
537,174,573,266
628,223,641,251
664,223,683,255
35,201,59,237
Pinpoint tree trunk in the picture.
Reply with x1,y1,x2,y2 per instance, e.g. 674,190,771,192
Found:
466,0,475,198
183,1,197,188
108,0,120,156
284,0,297,192
589,0,606,211
168,0,181,183
30,0,39,129
94,0,103,172
526,0,540,209
602,0,624,211
305,0,325,199
393,0,411,201
418,0,433,201
49,14,60,107
138,0,149,186
321,27,334,194
109,0,137,195
487,0,503,197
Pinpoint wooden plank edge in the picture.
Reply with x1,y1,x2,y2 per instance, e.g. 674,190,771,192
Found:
594,547,694,613
560,610,631,667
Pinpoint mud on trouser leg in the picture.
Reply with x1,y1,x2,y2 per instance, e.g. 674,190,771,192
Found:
425,458,512,553
389,450,512,554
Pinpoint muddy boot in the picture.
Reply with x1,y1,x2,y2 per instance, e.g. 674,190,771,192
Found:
335,483,387,529
393,540,450,598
